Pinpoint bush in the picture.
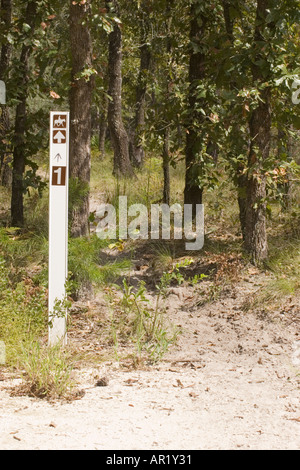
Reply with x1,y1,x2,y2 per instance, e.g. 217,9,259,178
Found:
15,342,76,400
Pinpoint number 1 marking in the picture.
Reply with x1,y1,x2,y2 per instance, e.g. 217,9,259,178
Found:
54,167,62,185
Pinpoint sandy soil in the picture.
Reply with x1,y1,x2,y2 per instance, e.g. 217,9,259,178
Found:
0,256,299,450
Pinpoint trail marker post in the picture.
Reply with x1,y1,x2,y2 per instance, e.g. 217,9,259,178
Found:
48,112,69,346
0,81,6,104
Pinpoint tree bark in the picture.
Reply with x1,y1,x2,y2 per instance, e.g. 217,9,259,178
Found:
0,0,12,187
184,1,207,214
107,0,134,177
222,0,247,239
244,0,271,264
99,91,108,157
162,127,170,205
11,1,37,227
69,0,94,238
129,15,151,168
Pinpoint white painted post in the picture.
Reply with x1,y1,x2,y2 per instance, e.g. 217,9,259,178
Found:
48,112,69,346
0,81,6,104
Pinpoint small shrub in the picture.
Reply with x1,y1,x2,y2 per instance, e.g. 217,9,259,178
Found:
16,342,76,400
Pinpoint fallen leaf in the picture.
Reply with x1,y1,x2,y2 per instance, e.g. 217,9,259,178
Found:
173,379,184,388
95,377,109,387
288,417,300,423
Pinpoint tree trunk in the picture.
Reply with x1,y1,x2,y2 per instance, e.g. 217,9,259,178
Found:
11,1,37,227
184,1,207,214
130,20,151,168
0,0,12,187
244,0,271,264
99,92,108,157
222,0,248,239
162,127,170,205
107,0,133,177
69,0,94,238
160,0,174,205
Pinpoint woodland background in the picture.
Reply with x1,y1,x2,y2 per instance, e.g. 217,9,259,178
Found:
0,0,299,397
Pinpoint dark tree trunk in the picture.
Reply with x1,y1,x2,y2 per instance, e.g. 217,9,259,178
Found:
184,2,207,213
107,0,133,177
222,0,248,240
0,0,12,187
161,0,174,205
99,92,108,157
69,0,94,238
244,0,271,264
130,23,151,168
162,127,170,205
222,0,234,42
11,1,37,227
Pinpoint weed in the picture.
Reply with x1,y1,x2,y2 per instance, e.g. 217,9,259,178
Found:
16,342,76,400
109,277,180,363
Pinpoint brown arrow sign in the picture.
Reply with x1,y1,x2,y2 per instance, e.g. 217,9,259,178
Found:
53,130,66,144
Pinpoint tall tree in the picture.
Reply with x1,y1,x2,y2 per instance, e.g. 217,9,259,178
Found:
221,0,248,239
69,0,94,237
161,0,175,205
99,86,109,157
106,0,134,177
184,0,208,214
129,0,152,168
0,0,12,187
11,0,38,227
244,0,272,264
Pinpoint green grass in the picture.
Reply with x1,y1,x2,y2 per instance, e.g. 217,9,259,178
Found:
68,234,132,295
15,342,77,400
90,149,185,209
243,236,300,311
0,254,48,365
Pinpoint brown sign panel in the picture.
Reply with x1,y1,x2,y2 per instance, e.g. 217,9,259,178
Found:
53,114,67,129
53,130,67,144
52,166,66,186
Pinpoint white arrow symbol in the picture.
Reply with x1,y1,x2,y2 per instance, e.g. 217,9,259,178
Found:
53,131,66,144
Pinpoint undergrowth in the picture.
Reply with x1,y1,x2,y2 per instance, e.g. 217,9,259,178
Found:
14,342,77,400
0,148,299,397
243,235,300,311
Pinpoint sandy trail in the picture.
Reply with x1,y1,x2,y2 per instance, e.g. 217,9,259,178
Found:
0,265,299,450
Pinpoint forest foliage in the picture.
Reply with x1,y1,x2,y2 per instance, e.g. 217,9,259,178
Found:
0,0,299,260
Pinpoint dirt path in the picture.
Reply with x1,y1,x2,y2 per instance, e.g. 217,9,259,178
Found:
0,260,299,450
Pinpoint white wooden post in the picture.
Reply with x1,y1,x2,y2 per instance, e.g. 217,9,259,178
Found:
48,112,69,346
0,81,6,104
